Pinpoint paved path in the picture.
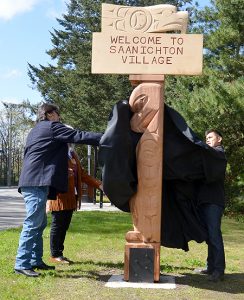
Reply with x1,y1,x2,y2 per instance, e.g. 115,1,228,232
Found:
0,187,25,231
0,187,118,231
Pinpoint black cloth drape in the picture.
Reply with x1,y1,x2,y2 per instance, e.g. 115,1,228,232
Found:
98,100,227,251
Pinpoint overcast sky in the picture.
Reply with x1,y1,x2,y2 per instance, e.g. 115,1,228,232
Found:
0,0,211,107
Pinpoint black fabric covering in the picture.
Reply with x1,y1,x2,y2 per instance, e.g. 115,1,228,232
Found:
163,105,226,183
98,100,141,212
98,100,227,251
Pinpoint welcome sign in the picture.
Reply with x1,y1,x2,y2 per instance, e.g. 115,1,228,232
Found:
92,32,203,75
91,3,204,283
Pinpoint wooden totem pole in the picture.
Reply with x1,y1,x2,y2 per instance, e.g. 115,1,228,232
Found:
92,3,203,282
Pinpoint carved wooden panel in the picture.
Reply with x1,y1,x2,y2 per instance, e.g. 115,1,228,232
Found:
92,33,203,75
102,3,188,34
127,82,164,243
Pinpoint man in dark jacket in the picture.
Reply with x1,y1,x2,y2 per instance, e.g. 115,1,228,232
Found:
14,103,102,277
195,129,226,282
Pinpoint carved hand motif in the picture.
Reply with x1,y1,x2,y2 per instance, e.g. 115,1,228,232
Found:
102,4,188,34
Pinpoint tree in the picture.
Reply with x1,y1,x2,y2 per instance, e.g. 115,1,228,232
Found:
0,101,34,186
165,0,244,204
28,0,192,132
27,0,243,204
197,0,244,81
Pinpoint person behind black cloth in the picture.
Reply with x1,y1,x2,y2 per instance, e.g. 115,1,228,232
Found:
98,100,227,252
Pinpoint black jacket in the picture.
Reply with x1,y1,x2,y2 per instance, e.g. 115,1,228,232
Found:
98,100,227,251
196,145,226,207
19,120,102,198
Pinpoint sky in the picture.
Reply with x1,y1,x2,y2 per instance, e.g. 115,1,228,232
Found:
0,0,211,107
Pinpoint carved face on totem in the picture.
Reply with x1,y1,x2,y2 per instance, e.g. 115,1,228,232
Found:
129,83,161,133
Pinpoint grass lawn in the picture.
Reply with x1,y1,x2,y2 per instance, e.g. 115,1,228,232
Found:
0,211,243,300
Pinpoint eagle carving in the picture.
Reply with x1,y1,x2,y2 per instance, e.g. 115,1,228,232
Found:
102,4,188,34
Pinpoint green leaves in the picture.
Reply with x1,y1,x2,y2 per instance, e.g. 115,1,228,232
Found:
27,0,243,206
28,0,194,132
166,0,244,204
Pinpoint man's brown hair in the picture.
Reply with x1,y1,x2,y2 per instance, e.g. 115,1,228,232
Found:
205,129,223,138
37,103,60,122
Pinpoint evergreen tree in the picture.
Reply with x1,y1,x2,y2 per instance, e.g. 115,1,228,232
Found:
28,0,192,131
166,0,244,204
28,0,243,203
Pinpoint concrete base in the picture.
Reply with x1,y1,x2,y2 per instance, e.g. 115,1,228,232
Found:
105,274,176,289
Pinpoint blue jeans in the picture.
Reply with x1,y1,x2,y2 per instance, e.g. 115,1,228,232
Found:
15,186,49,270
199,204,225,274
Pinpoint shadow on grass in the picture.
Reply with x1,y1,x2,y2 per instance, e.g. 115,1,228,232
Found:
42,259,244,295
49,259,123,279
160,264,244,295
51,269,118,283
70,259,124,269
176,272,244,295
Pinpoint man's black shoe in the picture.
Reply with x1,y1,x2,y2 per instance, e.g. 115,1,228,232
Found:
33,262,55,270
15,268,40,277
208,271,224,282
194,268,212,275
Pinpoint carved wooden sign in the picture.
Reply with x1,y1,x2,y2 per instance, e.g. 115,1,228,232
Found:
92,4,203,75
92,3,203,283
92,33,202,74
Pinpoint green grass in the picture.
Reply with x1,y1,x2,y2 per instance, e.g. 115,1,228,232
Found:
0,212,244,300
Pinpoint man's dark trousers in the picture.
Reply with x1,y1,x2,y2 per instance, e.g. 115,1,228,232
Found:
50,210,73,257
199,204,225,274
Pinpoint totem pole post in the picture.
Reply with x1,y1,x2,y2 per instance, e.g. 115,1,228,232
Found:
124,74,164,282
92,3,203,283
